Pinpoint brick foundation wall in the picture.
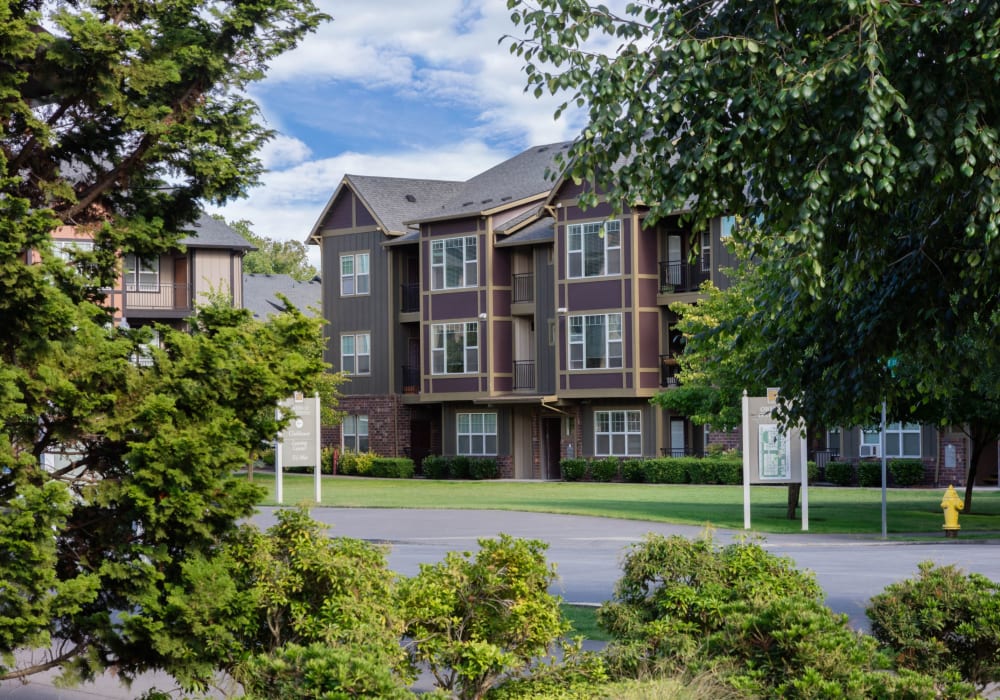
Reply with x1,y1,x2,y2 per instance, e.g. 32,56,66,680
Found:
327,395,413,458
707,427,742,453
496,454,514,479
937,436,967,487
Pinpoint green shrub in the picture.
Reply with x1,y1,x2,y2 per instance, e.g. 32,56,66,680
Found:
889,459,926,487
422,454,449,480
240,642,415,700
858,460,881,487
867,561,1000,692
338,450,377,476
590,456,619,482
257,446,275,467
469,457,499,480
369,457,415,479
621,459,646,483
321,446,336,474
807,460,818,482
660,458,689,484
399,534,569,700
561,458,588,481
449,455,471,479
824,461,854,486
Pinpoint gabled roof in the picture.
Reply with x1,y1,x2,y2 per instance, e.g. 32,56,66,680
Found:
242,273,322,321
180,214,255,250
409,141,573,224
307,176,463,243
494,217,555,248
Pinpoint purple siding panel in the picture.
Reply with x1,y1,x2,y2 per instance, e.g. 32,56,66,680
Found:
327,192,354,229
493,320,512,370
639,311,660,368
493,289,512,313
638,278,658,306
564,200,614,221
568,280,622,310
427,219,479,237
429,291,478,320
638,224,658,274
640,371,660,389
492,250,510,286
431,376,480,393
568,373,625,390
355,200,376,227
495,376,513,392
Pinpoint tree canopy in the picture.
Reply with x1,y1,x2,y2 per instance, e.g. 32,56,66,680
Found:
1,0,329,686
230,218,319,282
506,0,1000,429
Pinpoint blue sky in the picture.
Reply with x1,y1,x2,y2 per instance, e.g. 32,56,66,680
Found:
208,0,605,260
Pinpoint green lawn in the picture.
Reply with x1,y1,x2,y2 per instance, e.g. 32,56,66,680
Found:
245,472,1000,536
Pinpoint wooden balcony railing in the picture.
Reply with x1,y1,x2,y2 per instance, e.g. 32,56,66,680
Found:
122,283,191,311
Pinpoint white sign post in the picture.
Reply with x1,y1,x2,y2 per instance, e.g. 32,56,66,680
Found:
276,392,323,504
741,389,809,531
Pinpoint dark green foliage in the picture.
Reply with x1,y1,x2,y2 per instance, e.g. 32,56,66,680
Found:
858,461,882,488
449,455,471,479
807,460,819,483
597,533,946,697
468,457,499,480
560,458,589,481
825,461,855,487
868,562,1000,692
240,642,415,700
621,459,646,483
369,457,416,479
889,459,926,488
590,457,619,482
399,534,569,700
421,455,450,480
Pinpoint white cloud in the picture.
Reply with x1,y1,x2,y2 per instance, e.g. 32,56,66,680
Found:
257,134,313,169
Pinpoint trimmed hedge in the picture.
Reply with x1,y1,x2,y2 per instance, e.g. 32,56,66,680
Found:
561,459,588,481
622,459,645,483
337,451,414,478
590,457,620,482
889,459,926,487
421,455,499,480
559,457,743,485
824,461,854,486
858,460,881,487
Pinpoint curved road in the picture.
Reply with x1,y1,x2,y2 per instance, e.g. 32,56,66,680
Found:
3,507,998,699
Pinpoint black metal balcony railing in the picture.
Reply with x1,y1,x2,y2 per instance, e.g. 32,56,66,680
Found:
659,354,681,387
122,283,191,311
401,365,420,394
400,283,420,313
512,273,534,304
658,261,710,293
513,360,535,390
660,447,703,457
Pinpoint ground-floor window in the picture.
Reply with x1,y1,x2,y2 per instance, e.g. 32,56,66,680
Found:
343,414,369,452
595,409,641,456
457,412,497,455
861,422,921,458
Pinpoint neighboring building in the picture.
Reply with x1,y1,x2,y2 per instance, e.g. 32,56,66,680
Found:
243,273,322,321
58,213,255,331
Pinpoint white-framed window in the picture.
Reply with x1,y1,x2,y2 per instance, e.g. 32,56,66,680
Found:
567,220,620,278
431,322,478,374
53,239,95,262
700,230,712,272
124,254,159,292
457,412,497,455
568,313,622,370
340,333,371,375
340,253,370,296
431,236,477,289
595,410,642,456
343,414,369,452
861,423,921,458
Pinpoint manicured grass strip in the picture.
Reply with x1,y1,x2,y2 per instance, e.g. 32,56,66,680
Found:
562,603,611,642
244,472,1000,536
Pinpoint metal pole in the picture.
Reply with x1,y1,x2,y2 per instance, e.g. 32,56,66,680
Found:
881,399,887,539
314,393,322,504
800,429,809,531
275,406,283,505
742,390,751,529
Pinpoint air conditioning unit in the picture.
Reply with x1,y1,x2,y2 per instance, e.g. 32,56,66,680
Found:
860,444,880,458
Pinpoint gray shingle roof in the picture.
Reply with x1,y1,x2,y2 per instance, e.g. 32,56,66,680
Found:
180,214,255,250
410,141,572,224
494,217,555,248
346,175,464,235
242,273,322,320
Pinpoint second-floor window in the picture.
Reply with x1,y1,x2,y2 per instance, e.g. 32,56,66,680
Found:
700,230,712,272
343,414,369,452
568,220,620,278
431,236,477,289
341,333,371,375
595,409,642,456
432,322,478,374
569,313,622,370
340,253,370,296
457,412,497,455
124,254,159,292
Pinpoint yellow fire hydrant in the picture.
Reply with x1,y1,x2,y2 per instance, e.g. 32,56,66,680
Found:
941,485,964,538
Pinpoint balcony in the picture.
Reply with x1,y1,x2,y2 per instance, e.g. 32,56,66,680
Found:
401,283,419,313
122,283,191,312
658,261,710,294
513,360,535,391
512,273,534,304
659,354,681,387
401,365,420,394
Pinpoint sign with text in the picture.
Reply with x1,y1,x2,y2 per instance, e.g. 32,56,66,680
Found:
742,392,805,484
278,393,320,468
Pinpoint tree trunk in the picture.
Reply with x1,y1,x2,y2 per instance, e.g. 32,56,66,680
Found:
787,482,801,520
962,421,1000,514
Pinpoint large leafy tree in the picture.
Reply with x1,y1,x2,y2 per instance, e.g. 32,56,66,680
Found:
507,0,1000,501
231,218,319,282
0,0,329,687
